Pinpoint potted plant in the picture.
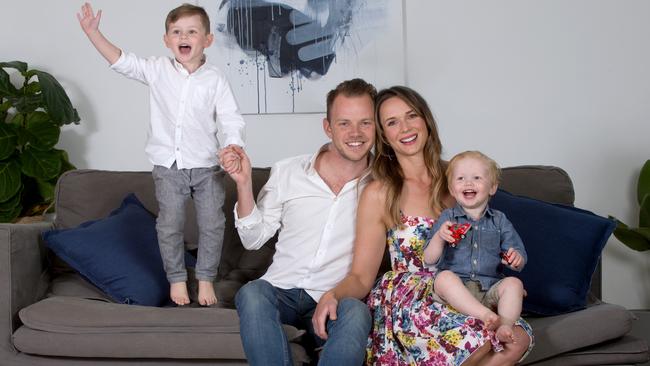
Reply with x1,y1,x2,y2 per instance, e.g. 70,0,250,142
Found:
610,160,650,251
0,61,80,222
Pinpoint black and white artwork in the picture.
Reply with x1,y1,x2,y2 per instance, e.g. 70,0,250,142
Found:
203,0,404,114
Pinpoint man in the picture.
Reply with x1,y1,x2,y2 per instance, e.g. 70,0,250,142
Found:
220,79,376,365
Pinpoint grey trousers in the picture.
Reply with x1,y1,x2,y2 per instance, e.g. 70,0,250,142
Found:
152,164,226,283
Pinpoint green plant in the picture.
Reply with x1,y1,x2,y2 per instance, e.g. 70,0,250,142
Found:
0,61,80,222
609,160,650,251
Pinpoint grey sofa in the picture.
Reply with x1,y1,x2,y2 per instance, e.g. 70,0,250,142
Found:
1,166,648,365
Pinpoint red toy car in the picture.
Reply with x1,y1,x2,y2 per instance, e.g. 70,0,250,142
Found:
448,223,471,247
500,251,513,263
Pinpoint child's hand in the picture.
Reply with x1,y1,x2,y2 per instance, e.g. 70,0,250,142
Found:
501,248,524,270
218,145,241,174
77,3,102,35
436,221,456,244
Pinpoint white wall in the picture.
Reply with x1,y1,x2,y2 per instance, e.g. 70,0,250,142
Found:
2,0,649,309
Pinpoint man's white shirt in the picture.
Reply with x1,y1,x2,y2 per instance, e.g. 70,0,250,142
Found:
234,146,371,302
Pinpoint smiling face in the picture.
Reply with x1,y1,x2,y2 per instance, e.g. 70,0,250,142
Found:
164,15,213,71
324,94,375,163
378,96,429,158
448,156,498,211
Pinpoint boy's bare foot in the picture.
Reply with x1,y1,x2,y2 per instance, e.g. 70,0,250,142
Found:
480,310,499,330
170,282,190,306
496,324,516,343
198,280,217,306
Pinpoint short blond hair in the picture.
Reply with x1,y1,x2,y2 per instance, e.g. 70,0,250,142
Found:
165,4,210,34
446,150,501,187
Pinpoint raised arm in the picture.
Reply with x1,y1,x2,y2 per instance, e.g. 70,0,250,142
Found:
312,181,388,338
77,2,121,65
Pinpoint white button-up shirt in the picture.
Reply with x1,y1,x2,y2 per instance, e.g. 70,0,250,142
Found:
234,146,371,302
110,52,245,169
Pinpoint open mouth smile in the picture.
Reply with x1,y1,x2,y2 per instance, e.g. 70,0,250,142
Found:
462,189,477,199
399,134,417,144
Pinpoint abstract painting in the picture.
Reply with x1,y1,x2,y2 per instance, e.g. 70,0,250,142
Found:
202,0,404,114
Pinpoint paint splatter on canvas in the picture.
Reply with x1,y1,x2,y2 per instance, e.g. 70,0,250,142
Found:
204,0,404,114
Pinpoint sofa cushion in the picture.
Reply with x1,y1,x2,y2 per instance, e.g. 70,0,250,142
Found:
522,302,634,364
15,296,307,361
43,193,171,307
490,189,615,316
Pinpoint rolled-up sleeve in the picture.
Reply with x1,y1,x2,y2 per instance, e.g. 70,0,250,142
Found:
233,164,283,250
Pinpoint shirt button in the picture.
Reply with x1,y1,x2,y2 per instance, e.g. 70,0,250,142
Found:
176,148,180,151
473,259,477,264
473,243,478,248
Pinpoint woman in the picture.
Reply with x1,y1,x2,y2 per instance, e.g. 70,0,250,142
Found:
313,86,533,365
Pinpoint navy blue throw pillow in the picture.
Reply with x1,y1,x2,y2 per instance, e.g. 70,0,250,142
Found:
43,193,171,307
490,189,615,316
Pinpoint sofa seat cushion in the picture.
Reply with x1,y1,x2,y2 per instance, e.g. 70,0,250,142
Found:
524,336,650,365
13,296,305,361
522,302,634,364
13,296,242,359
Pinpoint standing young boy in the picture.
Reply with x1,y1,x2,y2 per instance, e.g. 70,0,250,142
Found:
424,150,528,344
78,3,245,306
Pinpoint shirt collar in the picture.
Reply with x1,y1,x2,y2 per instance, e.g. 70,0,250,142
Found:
307,143,374,184
451,203,494,219
171,54,208,75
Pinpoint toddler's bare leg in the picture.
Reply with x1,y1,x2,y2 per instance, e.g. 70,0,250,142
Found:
434,270,498,329
495,277,525,343
170,282,190,306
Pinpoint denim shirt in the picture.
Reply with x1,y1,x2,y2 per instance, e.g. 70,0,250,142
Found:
431,204,527,290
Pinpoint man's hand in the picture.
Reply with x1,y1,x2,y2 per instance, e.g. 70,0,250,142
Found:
312,291,338,340
218,145,251,185
77,3,102,35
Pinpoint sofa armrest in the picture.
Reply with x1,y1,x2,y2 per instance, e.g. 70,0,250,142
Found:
0,222,52,353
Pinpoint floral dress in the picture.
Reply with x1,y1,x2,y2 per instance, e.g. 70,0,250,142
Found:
366,214,534,365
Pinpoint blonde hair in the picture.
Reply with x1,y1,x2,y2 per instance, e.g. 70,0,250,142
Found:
165,4,210,34
446,150,501,187
372,86,447,227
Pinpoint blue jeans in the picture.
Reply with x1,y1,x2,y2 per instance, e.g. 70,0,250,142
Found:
235,279,371,366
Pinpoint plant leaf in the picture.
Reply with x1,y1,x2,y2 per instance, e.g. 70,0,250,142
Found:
611,218,650,251
0,68,17,97
0,61,28,73
0,160,22,202
25,111,59,150
0,202,22,222
640,193,650,228
19,146,62,180
33,70,80,126
58,149,76,172
35,177,56,203
0,122,17,160
638,160,650,206
0,100,11,112
11,94,41,114
0,184,21,207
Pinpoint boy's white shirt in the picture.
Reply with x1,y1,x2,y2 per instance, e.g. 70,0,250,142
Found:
110,51,245,169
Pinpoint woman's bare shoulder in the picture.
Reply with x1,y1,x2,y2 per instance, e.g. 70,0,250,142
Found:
362,180,387,200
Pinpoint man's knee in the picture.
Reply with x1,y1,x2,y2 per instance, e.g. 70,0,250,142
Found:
333,298,371,333
235,279,275,313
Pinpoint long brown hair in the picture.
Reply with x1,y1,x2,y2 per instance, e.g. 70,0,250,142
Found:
372,86,447,227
